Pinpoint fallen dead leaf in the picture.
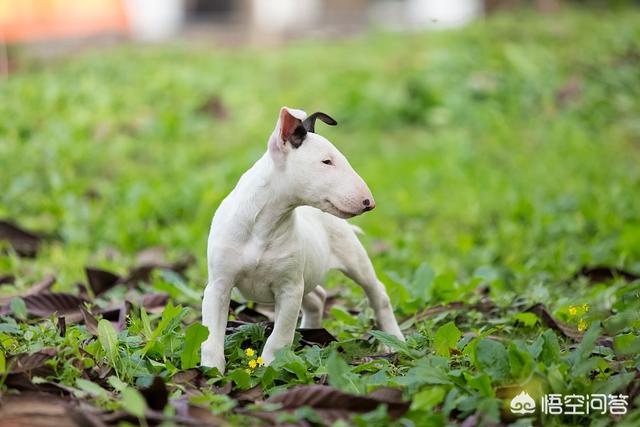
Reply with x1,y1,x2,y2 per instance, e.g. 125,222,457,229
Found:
26,276,57,295
0,274,15,286
265,384,410,423
233,384,264,403
573,265,640,283
0,392,105,427
298,328,337,347
85,267,120,297
0,220,44,257
5,350,60,393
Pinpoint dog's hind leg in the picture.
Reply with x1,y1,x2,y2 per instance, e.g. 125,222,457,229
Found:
332,230,404,341
301,286,327,329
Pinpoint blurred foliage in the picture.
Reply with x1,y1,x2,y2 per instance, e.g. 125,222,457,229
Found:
1,6,640,426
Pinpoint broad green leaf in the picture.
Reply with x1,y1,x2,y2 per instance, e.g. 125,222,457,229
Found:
76,378,109,399
140,307,153,340
593,372,636,395
512,312,539,327
228,367,251,390
508,342,533,379
411,262,435,301
141,302,183,356
98,319,118,366
410,386,446,411
329,306,359,326
433,321,461,357
614,333,640,355
467,374,494,398
121,387,146,418
327,351,361,394
108,375,127,392
395,357,451,390
10,297,27,320
539,330,560,364
181,322,209,369
572,322,602,363
274,348,309,381
474,339,509,381
370,330,411,355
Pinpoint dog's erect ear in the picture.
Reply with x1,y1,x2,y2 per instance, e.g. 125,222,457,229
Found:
302,112,338,133
278,107,307,149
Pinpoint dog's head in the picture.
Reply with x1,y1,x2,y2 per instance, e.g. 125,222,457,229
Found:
268,107,375,218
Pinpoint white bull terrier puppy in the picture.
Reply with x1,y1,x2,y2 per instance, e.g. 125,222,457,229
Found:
201,107,405,372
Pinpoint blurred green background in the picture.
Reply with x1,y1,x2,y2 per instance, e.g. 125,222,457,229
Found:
2,8,639,304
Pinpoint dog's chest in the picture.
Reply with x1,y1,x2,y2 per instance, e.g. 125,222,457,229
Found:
234,237,297,303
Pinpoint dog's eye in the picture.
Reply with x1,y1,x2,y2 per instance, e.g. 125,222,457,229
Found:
322,159,333,165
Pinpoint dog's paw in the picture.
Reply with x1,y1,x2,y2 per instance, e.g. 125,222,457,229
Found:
201,343,226,373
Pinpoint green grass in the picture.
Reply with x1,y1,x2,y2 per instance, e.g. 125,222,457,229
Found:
1,7,640,426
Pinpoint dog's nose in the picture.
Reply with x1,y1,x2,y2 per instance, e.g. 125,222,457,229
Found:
362,198,375,211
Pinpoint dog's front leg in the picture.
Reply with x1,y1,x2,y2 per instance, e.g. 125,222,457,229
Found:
261,283,304,365
201,278,232,373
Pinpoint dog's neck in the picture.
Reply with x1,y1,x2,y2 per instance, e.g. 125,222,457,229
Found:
235,153,299,241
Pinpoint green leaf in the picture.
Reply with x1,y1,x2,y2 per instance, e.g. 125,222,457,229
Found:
410,386,446,411
433,321,461,357
108,375,127,392
411,262,435,301
327,351,361,394
141,302,183,356
508,342,533,379
395,357,451,390
98,319,118,366
181,322,209,369
121,387,146,418
228,367,251,389
474,339,509,381
467,373,494,398
614,333,640,355
539,330,560,364
76,378,109,399
140,307,153,340
0,349,5,374
272,348,309,381
10,297,27,320
512,312,539,327
572,322,602,363
370,330,411,355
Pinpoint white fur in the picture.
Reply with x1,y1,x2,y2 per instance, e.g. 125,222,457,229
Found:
201,107,405,372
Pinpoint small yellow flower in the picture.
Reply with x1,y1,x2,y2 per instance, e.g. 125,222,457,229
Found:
568,306,577,316
245,348,255,357
578,318,588,332
256,356,264,366
582,304,589,312
248,359,257,369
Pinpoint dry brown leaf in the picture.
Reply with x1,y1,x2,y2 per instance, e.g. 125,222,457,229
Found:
267,384,409,421
0,220,44,257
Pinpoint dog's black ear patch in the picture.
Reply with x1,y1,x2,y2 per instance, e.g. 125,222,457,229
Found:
303,112,338,133
287,124,307,149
